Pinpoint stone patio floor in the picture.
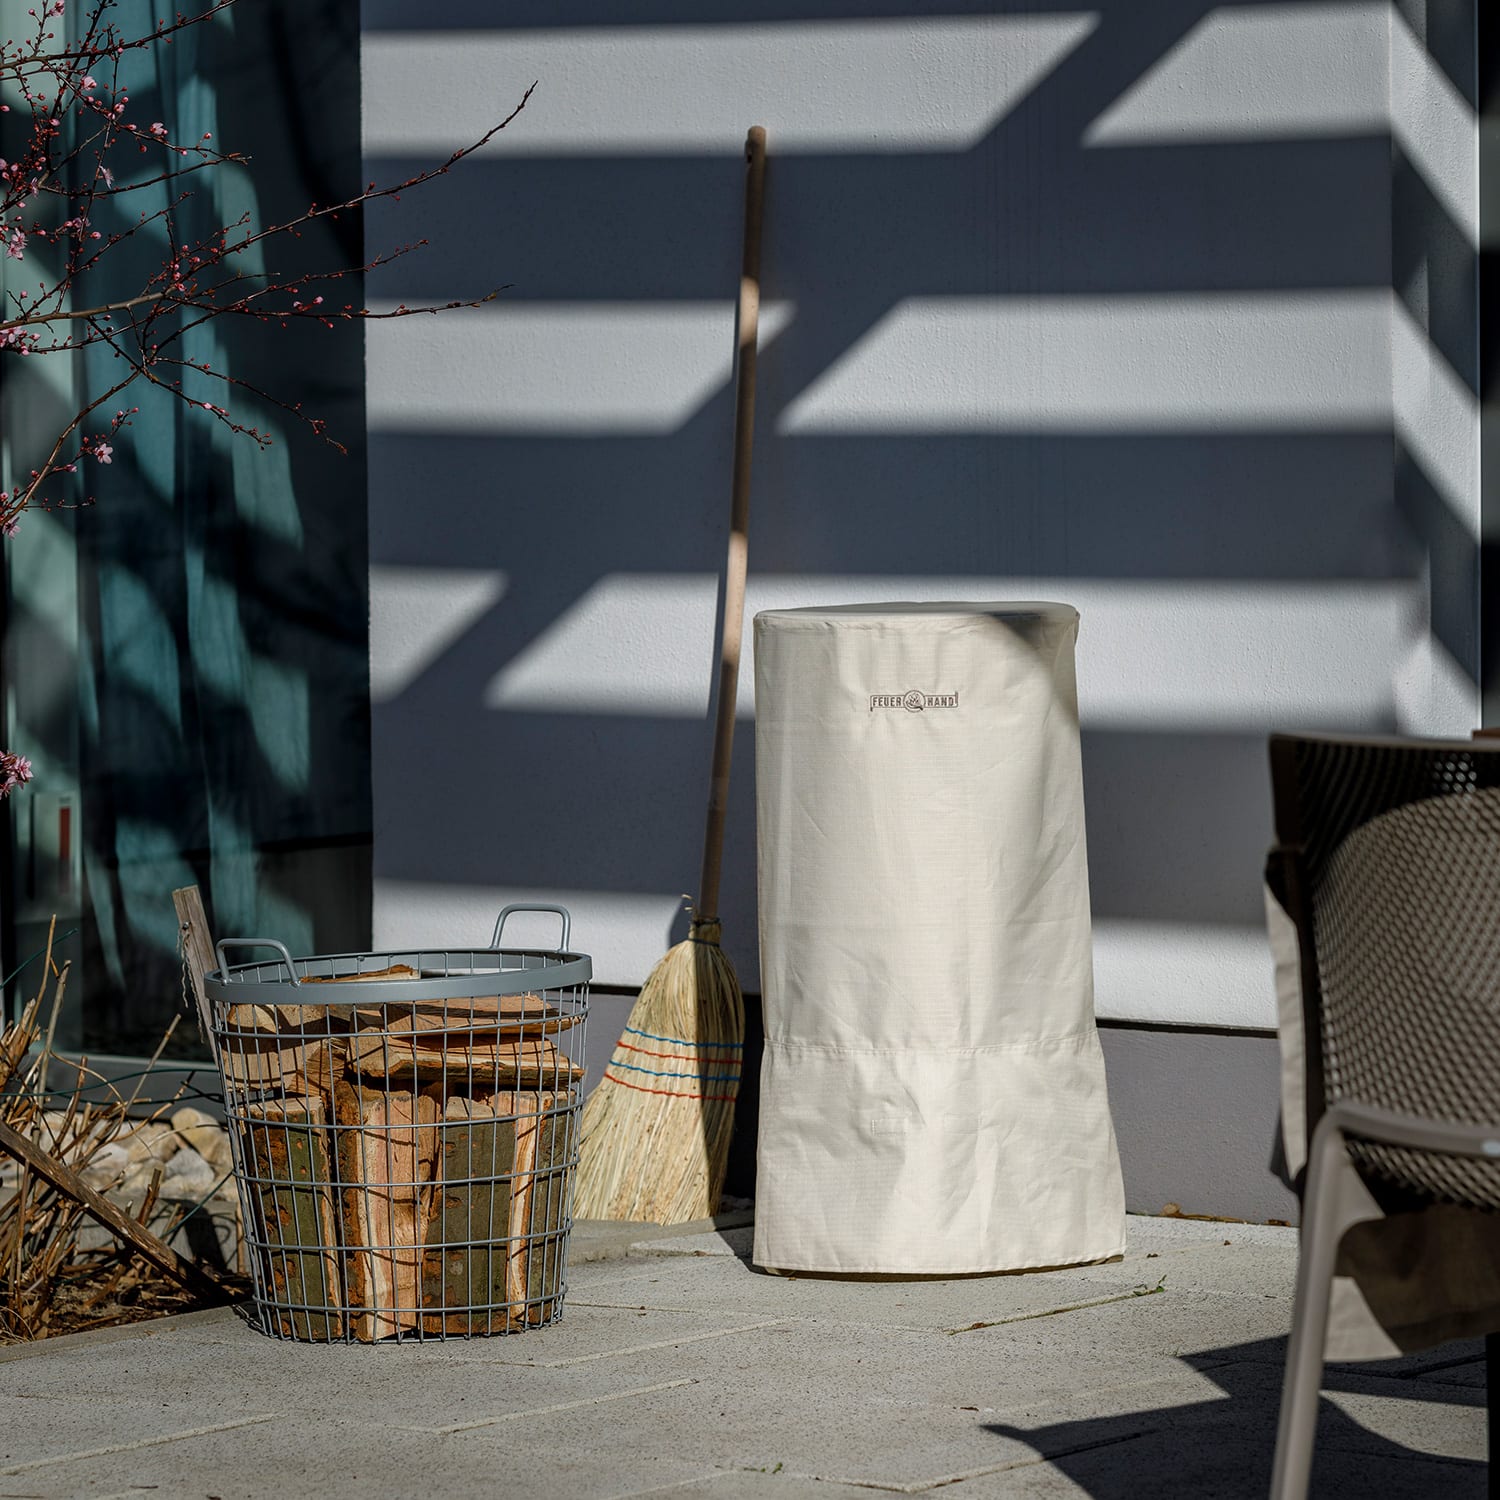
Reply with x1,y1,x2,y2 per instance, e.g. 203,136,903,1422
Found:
0,1213,1486,1499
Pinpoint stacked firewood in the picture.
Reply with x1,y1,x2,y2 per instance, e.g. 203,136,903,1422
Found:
218,968,585,1343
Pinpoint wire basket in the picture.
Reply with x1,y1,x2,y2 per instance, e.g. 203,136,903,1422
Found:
203,905,590,1343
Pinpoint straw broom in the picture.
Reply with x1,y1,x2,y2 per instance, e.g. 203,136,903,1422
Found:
574,127,767,1224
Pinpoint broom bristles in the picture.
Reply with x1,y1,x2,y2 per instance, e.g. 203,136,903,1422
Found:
573,923,744,1224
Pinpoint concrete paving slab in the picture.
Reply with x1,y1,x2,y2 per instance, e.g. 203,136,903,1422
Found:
571,1218,672,1263
0,1308,1283,1492
442,1303,797,1371
1119,1215,1296,1251
1318,1338,1491,1383
3,1422,724,1500
873,1314,1482,1426
567,1310,1192,1417
613,1472,884,1500
508,1356,1223,1489
568,1255,1167,1332
839,1355,1482,1497
564,1356,1476,1494
426,1323,1368,1491
0,1393,280,1469
0,1303,238,1365
1,1316,770,1432
0,1211,1483,1499
568,1260,705,1294
535,1334,1455,1491
2,1290,1285,1434
969,1355,1486,1499
938,1284,1293,1365
630,1226,756,1259
10,1285,1256,1425
622,1215,1274,1271
0,1409,283,1487
964,1398,1484,1500
1323,1386,1485,1458
1406,1352,1487,1389
1069,1238,1298,1301
571,1212,755,1264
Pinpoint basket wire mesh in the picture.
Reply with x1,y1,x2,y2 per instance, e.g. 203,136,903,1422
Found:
204,912,589,1343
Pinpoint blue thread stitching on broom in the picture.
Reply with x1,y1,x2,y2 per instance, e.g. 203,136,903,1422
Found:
606,1059,740,1083
623,1025,744,1050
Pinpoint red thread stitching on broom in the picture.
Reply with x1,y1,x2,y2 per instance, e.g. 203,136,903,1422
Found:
603,1070,738,1102
617,1039,742,1063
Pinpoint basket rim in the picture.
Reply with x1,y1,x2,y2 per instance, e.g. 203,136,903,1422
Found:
204,945,592,1004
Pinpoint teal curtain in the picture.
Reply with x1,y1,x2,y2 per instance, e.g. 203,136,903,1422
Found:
73,0,369,1054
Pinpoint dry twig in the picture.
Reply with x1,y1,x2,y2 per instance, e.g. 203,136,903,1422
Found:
0,955,239,1341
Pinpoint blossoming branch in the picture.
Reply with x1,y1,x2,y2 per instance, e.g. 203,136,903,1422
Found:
0,0,533,532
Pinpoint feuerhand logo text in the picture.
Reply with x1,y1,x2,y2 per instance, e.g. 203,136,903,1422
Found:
869,690,960,713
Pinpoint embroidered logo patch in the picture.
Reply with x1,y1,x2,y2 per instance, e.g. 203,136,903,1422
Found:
869,690,959,713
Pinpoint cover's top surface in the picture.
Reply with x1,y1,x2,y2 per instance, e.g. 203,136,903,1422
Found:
755,599,1077,628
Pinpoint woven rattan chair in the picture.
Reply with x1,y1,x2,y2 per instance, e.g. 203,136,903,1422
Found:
1267,732,1500,1499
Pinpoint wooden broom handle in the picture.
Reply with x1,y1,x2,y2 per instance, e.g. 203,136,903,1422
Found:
698,125,767,924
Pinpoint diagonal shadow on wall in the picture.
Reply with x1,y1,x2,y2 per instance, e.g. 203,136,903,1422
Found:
358,0,1475,1014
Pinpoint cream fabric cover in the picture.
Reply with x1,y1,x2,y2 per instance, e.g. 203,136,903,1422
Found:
752,602,1126,1275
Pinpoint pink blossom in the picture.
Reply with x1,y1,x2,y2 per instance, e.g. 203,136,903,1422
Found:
0,750,33,798
5,228,23,261
150,121,167,138
93,441,113,464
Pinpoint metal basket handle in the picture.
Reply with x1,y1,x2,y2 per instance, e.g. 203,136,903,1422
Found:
214,937,301,986
490,904,571,952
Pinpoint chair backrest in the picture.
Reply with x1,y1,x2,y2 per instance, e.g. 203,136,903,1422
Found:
1269,734,1500,1165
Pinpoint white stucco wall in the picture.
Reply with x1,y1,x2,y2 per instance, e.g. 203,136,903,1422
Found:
360,3,1477,1029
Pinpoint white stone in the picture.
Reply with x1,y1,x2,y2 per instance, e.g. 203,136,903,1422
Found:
172,1108,232,1169
119,1164,162,1196
78,1142,131,1190
199,1130,234,1172
32,1110,113,1166
122,1120,182,1166
170,1106,217,1149
160,1146,219,1200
